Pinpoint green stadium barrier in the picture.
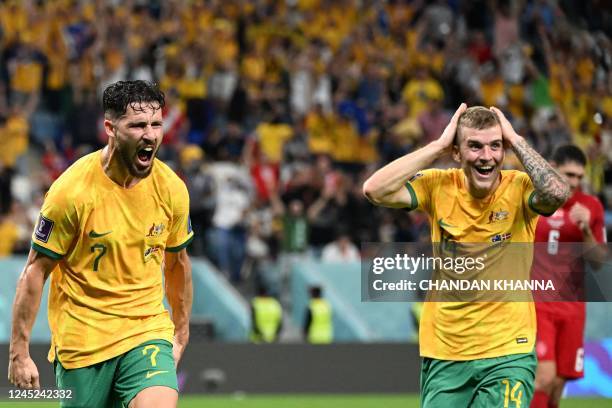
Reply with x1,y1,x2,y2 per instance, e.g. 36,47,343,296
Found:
191,259,250,341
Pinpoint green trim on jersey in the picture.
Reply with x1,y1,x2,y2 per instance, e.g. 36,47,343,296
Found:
404,182,419,211
31,242,63,260
165,234,194,252
528,191,556,216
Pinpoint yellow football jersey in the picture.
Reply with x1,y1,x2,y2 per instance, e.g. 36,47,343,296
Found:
406,168,540,360
32,150,194,369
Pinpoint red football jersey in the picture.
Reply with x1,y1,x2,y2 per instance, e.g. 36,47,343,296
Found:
533,189,606,315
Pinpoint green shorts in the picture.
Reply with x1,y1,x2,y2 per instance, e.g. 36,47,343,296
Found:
421,351,536,408
54,339,178,407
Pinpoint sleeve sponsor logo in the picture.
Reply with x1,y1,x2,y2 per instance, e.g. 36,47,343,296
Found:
34,214,54,243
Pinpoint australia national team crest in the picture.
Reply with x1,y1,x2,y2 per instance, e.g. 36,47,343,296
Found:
146,222,165,237
488,209,509,224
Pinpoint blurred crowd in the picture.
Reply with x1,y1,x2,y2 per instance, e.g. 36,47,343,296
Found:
0,0,611,288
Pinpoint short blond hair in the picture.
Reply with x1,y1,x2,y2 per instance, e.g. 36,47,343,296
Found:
455,106,501,144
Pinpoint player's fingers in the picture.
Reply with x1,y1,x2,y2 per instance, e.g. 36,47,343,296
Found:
32,374,40,389
440,103,467,142
450,103,467,122
490,106,507,123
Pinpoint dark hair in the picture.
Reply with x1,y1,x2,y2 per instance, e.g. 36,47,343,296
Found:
103,80,165,119
310,286,322,298
551,144,587,166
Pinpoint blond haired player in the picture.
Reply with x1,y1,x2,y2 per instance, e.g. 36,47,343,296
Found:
364,105,569,407
8,81,193,407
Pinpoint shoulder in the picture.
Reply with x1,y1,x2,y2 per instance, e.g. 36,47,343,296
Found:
577,191,605,214
500,170,533,190
46,151,100,203
151,159,189,198
411,168,458,182
501,170,529,182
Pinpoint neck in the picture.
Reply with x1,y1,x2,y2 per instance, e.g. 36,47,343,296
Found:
101,144,141,189
464,173,500,199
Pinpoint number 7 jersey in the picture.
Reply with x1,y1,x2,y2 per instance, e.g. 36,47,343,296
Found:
31,150,194,369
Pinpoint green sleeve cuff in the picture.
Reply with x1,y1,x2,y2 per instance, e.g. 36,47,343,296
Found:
31,242,63,260
528,191,556,216
404,182,419,211
166,234,195,253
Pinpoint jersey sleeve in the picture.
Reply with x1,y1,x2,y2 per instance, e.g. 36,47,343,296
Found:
589,198,606,243
521,172,554,216
165,179,195,252
31,187,78,259
403,169,443,215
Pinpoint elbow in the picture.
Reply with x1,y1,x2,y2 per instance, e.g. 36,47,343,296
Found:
547,180,571,209
556,182,571,207
362,178,382,204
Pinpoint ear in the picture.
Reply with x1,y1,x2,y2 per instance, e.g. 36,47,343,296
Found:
452,144,461,163
103,118,115,139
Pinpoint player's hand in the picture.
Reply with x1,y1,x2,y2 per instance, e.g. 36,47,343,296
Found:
569,202,591,232
434,103,467,152
8,356,40,389
489,106,521,146
172,335,188,366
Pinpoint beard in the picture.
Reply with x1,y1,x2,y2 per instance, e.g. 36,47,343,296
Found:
116,137,154,178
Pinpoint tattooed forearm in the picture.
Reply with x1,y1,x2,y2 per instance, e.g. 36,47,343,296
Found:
512,138,570,210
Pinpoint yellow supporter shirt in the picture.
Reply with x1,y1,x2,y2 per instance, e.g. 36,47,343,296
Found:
401,79,444,118
0,218,19,257
256,122,293,163
406,168,540,360
31,150,194,369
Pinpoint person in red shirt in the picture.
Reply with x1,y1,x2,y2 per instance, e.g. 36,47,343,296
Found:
531,144,608,408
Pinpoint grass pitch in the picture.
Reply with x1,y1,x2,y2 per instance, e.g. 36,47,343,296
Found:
0,394,609,407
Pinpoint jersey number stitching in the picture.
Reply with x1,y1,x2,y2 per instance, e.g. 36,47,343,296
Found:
90,244,107,272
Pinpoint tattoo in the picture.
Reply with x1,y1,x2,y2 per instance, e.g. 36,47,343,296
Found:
512,138,569,210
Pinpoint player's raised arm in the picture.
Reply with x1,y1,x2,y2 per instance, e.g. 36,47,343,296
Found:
491,107,570,214
164,248,193,365
8,249,57,389
363,103,466,208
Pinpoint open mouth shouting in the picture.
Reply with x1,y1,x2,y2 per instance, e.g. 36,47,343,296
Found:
474,165,495,177
136,145,155,168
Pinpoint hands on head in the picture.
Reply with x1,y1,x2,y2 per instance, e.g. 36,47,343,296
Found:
435,104,521,153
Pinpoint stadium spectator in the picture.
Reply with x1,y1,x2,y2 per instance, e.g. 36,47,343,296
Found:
207,150,252,283
321,230,360,263
303,285,333,344
9,81,193,407
363,105,569,406
180,144,216,257
250,286,283,344
531,145,608,408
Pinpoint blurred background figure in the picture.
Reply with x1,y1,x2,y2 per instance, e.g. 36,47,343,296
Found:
250,286,283,344
303,286,333,345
